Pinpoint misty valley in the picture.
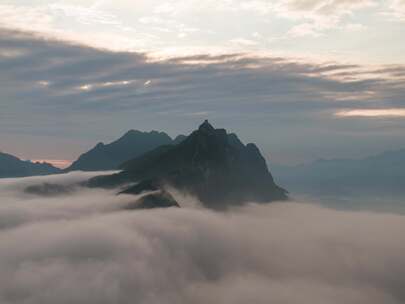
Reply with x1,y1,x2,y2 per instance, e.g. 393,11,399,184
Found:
1,5,405,301
1,121,405,303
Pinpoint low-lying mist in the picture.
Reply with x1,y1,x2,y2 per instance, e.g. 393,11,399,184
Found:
1,173,405,304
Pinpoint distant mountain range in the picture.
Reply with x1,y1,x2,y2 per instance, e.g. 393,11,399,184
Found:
272,149,405,197
0,130,187,179
89,120,287,209
66,130,186,172
0,152,61,178
3,121,404,207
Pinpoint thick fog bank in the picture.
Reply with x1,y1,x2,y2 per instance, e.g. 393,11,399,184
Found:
1,174,405,304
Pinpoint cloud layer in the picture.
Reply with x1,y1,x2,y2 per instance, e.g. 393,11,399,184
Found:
1,0,404,58
1,173,405,303
1,28,405,164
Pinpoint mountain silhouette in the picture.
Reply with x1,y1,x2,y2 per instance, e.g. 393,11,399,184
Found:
123,190,180,210
66,130,176,172
89,120,287,209
0,152,61,178
272,148,405,197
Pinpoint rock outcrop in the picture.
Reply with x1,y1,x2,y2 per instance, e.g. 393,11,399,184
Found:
90,121,287,209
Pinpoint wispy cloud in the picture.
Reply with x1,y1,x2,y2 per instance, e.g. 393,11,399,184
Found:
336,108,405,118
1,28,405,163
386,0,405,21
49,2,122,26
277,0,376,36
0,0,402,62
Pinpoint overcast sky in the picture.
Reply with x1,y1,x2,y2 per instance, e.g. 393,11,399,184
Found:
0,0,405,166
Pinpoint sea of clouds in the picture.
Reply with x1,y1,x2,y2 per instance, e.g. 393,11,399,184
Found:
1,172,405,304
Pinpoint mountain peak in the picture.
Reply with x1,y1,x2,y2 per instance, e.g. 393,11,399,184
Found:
90,121,287,208
95,142,105,148
121,129,142,138
198,120,215,133
66,129,173,172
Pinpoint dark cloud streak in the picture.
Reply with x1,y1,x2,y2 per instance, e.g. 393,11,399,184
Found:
1,28,405,163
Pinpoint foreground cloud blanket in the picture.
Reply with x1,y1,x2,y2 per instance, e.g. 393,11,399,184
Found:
0,173,405,303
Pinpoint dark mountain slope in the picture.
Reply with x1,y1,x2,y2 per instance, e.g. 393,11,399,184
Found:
66,130,173,172
0,152,61,178
90,121,287,209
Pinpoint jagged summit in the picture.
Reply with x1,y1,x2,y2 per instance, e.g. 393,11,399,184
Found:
121,129,165,139
121,129,142,138
198,120,215,132
89,121,287,209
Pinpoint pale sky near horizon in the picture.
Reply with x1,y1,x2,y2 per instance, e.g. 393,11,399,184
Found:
1,0,405,63
0,0,405,167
